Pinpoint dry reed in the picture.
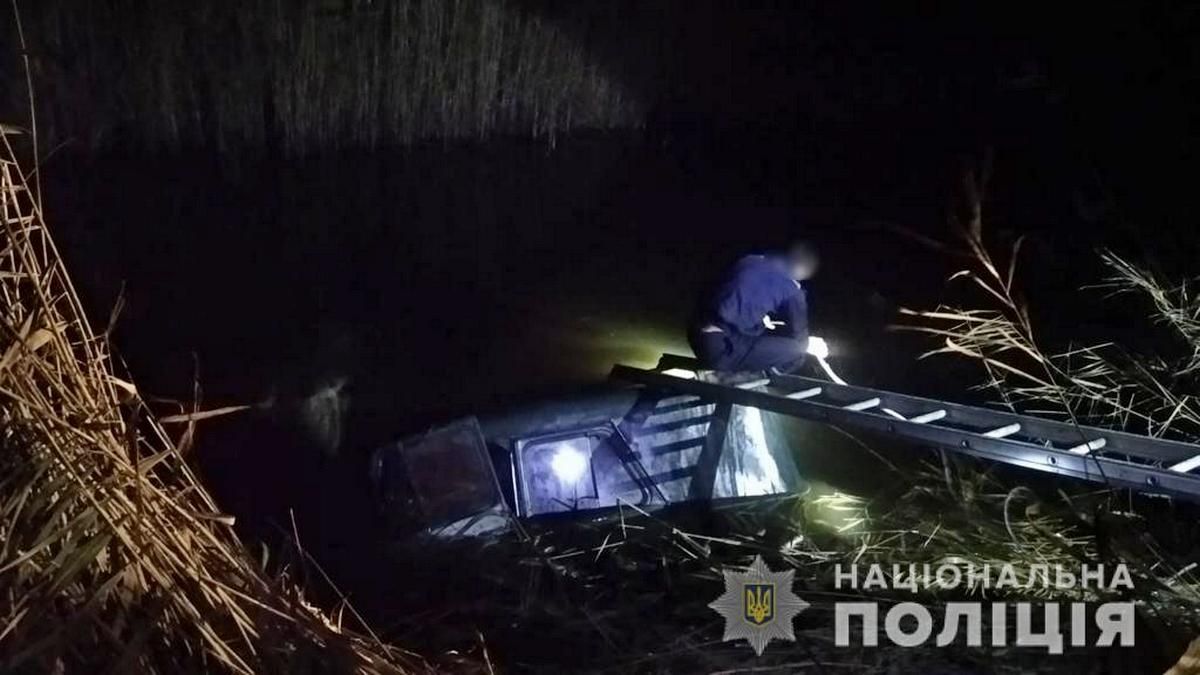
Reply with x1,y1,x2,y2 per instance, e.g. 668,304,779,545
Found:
15,0,644,155
0,126,432,672
896,166,1200,632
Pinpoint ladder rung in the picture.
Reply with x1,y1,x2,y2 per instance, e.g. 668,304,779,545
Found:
844,397,880,412
983,423,1021,439
909,409,947,424
1170,454,1200,473
1067,438,1106,455
611,361,1200,502
661,368,697,379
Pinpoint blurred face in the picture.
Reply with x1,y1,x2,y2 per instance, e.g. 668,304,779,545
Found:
786,244,819,281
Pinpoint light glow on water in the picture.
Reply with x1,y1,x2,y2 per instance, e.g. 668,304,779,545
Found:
735,405,785,496
805,488,867,537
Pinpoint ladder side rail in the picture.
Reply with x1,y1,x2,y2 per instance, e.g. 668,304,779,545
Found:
656,353,705,371
645,355,1200,465
768,373,1200,465
612,365,1200,500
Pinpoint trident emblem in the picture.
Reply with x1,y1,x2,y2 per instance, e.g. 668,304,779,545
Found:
744,583,775,625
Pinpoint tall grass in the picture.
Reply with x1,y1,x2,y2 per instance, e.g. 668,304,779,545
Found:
900,167,1200,447
896,167,1200,640
0,127,435,672
14,0,645,155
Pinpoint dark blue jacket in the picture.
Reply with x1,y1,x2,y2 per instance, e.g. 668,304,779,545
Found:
702,254,808,342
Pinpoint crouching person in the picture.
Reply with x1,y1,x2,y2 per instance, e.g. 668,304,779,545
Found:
689,240,827,375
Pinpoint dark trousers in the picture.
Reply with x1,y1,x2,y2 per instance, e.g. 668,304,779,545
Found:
689,329,807,373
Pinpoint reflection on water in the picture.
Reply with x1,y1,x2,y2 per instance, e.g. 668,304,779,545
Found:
41,133,950,627
804,487,868,536
717,406,787,497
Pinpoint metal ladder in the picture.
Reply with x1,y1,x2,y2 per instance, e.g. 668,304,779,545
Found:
611,354,1200,501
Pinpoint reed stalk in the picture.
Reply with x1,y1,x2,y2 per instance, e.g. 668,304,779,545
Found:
0,126,432,673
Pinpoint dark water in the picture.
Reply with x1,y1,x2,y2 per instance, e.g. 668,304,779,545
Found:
49,130,982,410
41,128,1157,639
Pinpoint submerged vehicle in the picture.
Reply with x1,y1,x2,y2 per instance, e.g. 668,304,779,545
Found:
369,363,805,539
370,354,1200,540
